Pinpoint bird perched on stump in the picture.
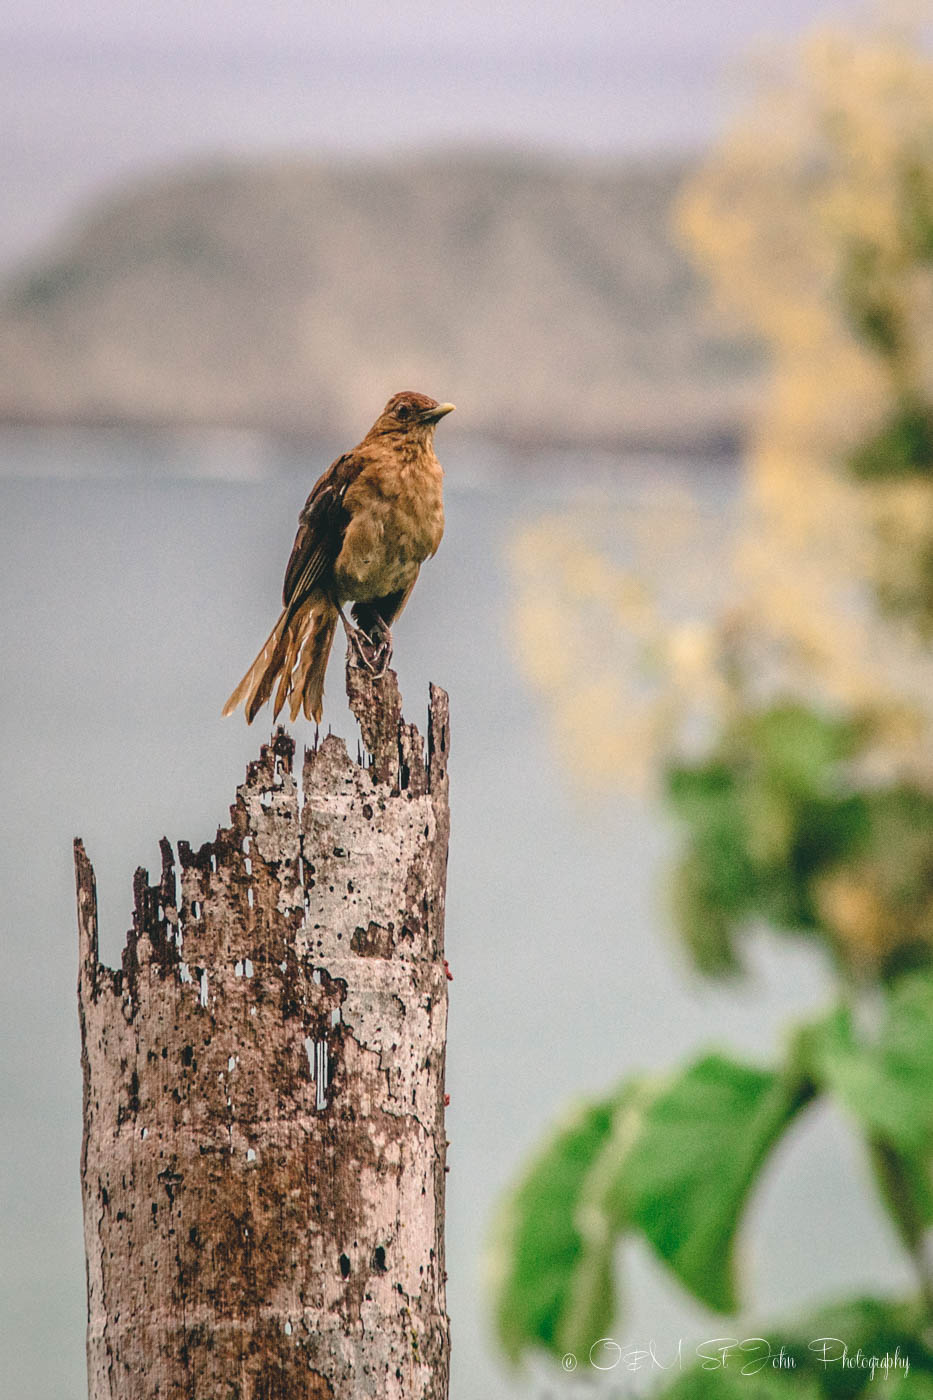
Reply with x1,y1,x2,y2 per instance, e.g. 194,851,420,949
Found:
223,391,455,725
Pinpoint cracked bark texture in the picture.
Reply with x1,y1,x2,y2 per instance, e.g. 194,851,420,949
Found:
76,655,450,1400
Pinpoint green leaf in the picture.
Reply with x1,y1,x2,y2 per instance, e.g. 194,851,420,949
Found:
488,1084,644,1363
868,1137,933,1256
849,401,933,480
670,851,743,975
667,763,756,921
654,1296,933,1400
803,975,933,1154
659,1367,822,1400
488,1053,811,1360
743,705,858,797
808,979,933,1257
665,704,875,975
886,1377,933,1400
666,762,757,972
769,1295,933,1397
604,1054,813,1312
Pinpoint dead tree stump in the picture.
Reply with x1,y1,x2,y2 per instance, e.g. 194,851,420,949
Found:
76,657,450,1400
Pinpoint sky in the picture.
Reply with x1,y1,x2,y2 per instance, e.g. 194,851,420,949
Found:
0,0,867,272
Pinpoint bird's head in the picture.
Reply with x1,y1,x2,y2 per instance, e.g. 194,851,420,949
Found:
369,391,456,440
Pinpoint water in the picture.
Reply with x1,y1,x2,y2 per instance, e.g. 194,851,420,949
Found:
0,428,911,1399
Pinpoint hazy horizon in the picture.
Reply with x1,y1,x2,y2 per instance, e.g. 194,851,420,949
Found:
1,0,864,272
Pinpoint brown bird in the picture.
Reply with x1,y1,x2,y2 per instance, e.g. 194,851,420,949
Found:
223,391,454,725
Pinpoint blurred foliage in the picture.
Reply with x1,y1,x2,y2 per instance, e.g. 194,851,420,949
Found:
799,973,933,1155
849,401,933,481
491,1053,812,1363
490,1092,625,1362
656,1296,933,1399
492,975,933,1380
509,496,739,795
600,1055,812,1314
679,11,933,635
668,703,933,977
495,6,933,1395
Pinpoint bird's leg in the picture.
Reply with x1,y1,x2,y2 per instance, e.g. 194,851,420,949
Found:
336,604,379,674
337,604,394,677
364,616,394,679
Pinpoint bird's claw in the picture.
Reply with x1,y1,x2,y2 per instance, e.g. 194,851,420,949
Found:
360,630,393,679
365,623,393,679
347,627,377,673
341,610,393,678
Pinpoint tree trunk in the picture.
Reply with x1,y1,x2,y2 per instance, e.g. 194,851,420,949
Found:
76,655,450,1399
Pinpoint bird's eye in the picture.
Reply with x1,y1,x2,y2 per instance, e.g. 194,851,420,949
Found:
395,403,410,421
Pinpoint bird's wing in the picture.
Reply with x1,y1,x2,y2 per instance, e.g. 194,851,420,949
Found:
282,451,365,609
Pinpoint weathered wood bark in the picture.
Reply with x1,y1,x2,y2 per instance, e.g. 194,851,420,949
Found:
76,655,450,1400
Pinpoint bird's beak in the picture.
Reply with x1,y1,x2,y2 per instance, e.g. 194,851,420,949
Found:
426,403,456,422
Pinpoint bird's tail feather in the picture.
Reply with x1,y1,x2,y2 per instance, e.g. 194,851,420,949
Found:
290,607,338,723
222,608,289,722
273,613,305,719
222,597,338,726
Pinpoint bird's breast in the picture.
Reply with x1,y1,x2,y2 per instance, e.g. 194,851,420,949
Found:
336,455,444,602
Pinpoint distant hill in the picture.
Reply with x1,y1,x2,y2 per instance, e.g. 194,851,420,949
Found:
0,154,762,449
